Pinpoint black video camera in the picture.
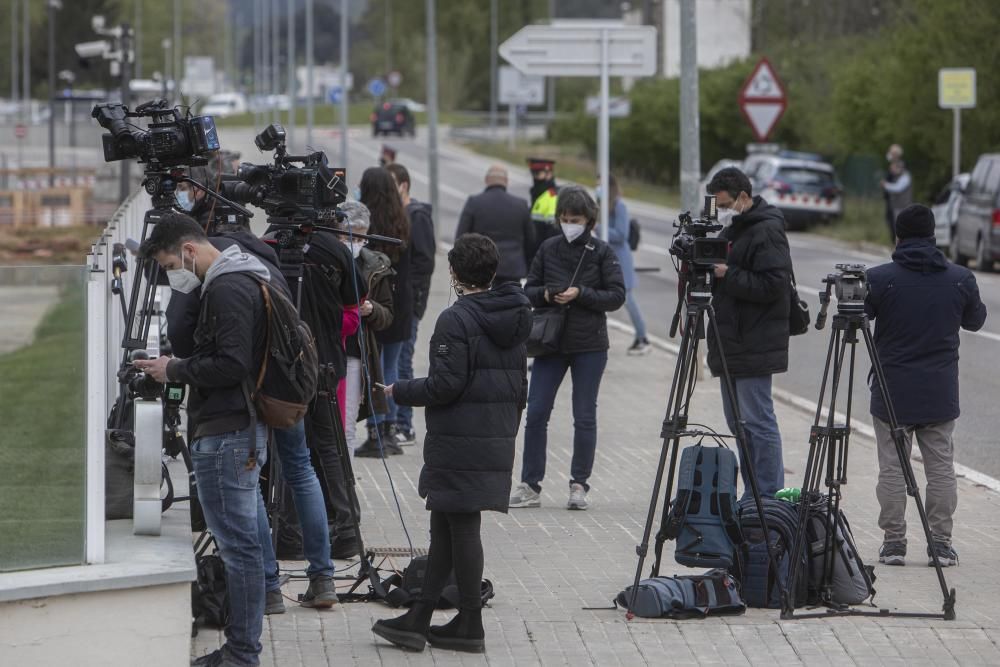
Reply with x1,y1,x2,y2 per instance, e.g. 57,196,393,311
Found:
219,123,348,227
92,99,220,168
670,195,729,267
815,263,868,329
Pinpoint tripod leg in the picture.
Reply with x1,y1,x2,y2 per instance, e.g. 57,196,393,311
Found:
705,305,791,610
627,307,700,613
862,326,956,619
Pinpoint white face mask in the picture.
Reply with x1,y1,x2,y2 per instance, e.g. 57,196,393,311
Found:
175,189,195,212
717,198,746,226
166,250,201,294
561,223,586,243
349,241,365,258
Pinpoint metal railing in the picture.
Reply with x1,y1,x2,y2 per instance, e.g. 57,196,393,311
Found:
85,189,167,551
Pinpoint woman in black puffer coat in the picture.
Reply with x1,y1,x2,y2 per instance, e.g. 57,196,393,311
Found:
372,234,531,654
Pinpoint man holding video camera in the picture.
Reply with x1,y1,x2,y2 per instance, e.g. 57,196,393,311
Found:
705,167,793,499
866,204,986,568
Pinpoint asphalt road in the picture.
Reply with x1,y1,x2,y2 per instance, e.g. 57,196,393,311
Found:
216,123,1000,482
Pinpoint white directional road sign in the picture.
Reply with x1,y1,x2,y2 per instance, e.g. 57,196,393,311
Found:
499,22,657,243
586,96,631,118
498,66,545,106
498,23,657,78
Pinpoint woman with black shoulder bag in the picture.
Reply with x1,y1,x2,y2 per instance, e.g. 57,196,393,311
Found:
511,186,626,511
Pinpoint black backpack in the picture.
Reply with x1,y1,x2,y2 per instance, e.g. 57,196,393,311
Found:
804,498,876,606
628,218,641,251
731,497,809,609
379,555,495,610
246,278,320,429
191,534,228,632
663,445,742,568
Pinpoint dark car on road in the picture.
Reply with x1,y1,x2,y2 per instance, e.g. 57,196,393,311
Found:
742,152,843,231
951,154,1000,272
371,102,415,137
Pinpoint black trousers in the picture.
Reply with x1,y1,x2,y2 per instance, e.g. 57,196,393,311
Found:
420,510,484,610
305,391,360,542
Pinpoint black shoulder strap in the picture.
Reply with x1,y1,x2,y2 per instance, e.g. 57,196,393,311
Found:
567,243,594,288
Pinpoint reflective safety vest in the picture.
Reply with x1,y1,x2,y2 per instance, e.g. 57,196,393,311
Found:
530,188,558,224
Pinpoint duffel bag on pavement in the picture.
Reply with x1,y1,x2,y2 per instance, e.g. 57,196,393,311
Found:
616,569,746,619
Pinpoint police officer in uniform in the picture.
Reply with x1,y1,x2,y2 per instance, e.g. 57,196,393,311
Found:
527,157,560,263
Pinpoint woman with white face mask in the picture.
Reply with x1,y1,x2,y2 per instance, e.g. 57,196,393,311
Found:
510,186,626,512
336,201,397,455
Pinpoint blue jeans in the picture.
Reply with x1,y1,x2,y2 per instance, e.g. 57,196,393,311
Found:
260,420,335,585
191,424,268,667
522,350,608,492
625,289,647,340
719,375,785,499
370,340,403,425
395,318,420,432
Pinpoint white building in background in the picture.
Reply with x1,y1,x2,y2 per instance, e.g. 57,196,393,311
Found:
662,0,752,78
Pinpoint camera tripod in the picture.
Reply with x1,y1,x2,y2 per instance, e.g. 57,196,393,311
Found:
780,269,956,620
626,264,787,615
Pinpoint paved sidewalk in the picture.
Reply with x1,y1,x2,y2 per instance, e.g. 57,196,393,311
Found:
194,250,1000,666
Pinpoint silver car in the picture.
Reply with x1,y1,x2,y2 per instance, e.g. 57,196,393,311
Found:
931,173,969,255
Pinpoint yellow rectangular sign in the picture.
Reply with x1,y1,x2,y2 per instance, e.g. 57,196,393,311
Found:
939,68,976,109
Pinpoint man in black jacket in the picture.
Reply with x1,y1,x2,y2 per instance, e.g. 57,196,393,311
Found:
134,214,271,667
706,167,793,499
866,204,987,568
387,162,436,446
163,225,338,616
455,164,534,284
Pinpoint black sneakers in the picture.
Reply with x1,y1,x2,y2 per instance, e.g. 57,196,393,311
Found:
627,338,652,356
927,541,959,567
878,541,906,566
300,576,339,608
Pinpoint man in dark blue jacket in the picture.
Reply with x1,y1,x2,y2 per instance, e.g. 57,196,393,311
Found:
866,204,987,568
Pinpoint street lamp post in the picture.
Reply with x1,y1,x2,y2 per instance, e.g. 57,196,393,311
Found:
162,38,172,99
173,0,181,101
48,0,62,186
339,0,348,168
287,0,297,145
426,0,439,227
305,0,314,145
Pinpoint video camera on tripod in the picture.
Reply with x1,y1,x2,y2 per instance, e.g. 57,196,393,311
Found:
668,195,730,336
815,263,868,329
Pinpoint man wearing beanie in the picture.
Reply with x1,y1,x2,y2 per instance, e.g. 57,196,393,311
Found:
866,203,987,568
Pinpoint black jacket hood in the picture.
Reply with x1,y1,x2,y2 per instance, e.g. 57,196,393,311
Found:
461,282,531,349
408,199,433,217
892,238,948,274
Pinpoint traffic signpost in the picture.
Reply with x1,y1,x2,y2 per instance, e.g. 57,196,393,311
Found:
499,22,656,241
738,58,787,143
499,65,545,150
368,77,386,98
939,68,976,178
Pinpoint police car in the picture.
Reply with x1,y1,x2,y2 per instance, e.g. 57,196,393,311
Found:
742,151,843,230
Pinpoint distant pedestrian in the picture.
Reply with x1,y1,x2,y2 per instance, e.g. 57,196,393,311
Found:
866,204,987,568
379,144,397,167
706,167,793,499
455,164,534,284
372,234,531,653
387,163,436,447
881,156,912,244
598,174,649,355
526,157,560,263
510,187,626,511
881,144,904,241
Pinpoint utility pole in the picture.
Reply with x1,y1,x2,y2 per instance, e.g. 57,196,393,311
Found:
384,0,392,78
10,0,17,107
120,24,133,202
426,0,439,227
547,0,555,118
287,0,296,146
262,0,270,121
271,0,279,123
22,0,30,126
223,0,233,90
339,0,348,168
305,0,314,145
173,0,181,100
253,0,261,127
162,38,171,98
489,0,497,140
48,0,60,186
134,0,142,79
678,0,700,214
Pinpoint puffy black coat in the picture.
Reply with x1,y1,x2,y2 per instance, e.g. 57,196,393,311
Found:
524,231,626,354
393,283,531,513
407,201,436,319
707,196,793,378
866,238,987,425
455,185,535,281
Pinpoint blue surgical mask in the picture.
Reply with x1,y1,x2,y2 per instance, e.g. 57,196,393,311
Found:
175,189,194,212
352,187,362,201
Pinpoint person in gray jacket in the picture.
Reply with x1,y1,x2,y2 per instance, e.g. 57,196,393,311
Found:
455,165,535,284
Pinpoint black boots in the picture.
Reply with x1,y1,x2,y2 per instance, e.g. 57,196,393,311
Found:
427,608,485,653
371,601,435,651
354,423,403,458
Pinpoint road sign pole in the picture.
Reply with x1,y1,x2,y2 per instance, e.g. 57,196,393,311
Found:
679,0,700,215
508,104,516,151
953,108,961,180
305,0,314,146
287,0,296,147
489,0,498,141
426,0,440,231
598,28,610,243
339,0,348,168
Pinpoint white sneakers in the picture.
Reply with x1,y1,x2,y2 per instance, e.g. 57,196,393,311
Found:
567,483,589,510
509,482,541,508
